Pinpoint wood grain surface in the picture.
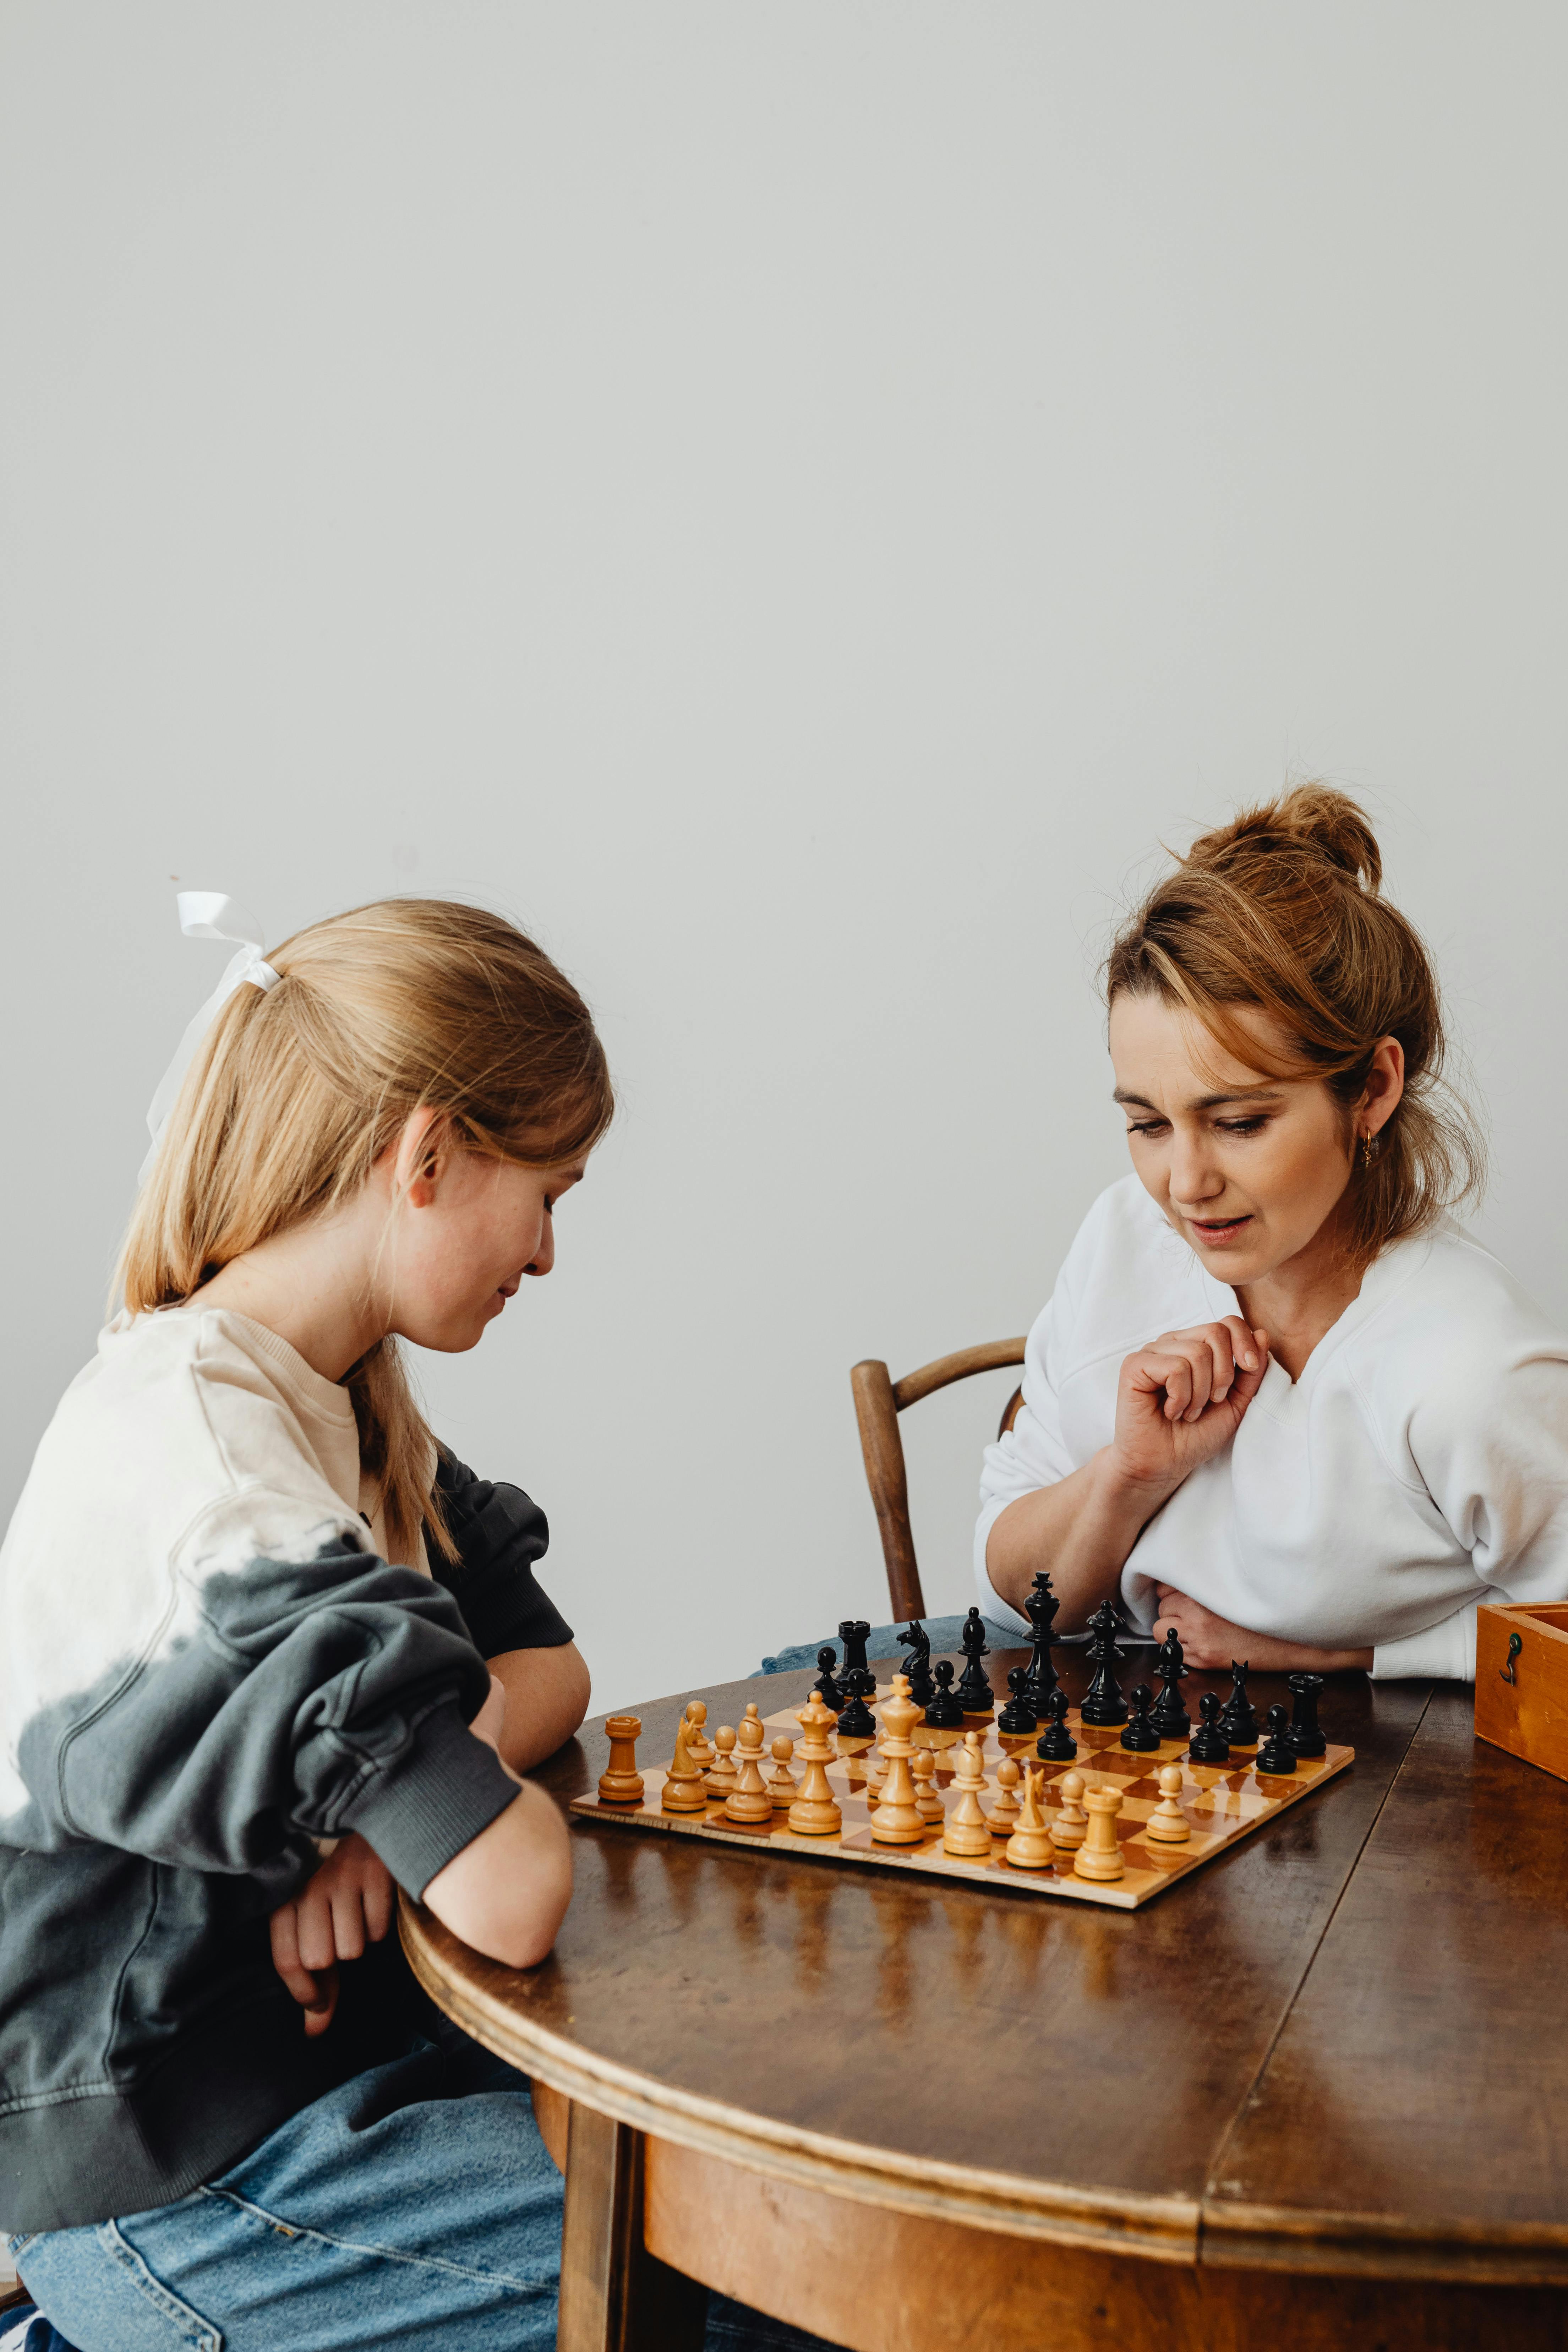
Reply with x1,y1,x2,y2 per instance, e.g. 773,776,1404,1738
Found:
403,1650,1426,2265
1207,1685,1568,2284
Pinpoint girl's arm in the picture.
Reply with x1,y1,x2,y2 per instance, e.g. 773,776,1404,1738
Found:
487,1641,591,1772
421,1672,572,1967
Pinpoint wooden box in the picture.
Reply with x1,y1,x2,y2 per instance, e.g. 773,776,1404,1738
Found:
1474,1600,1568,1783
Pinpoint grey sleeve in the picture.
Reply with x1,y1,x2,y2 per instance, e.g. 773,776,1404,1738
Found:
33,1530,519,1899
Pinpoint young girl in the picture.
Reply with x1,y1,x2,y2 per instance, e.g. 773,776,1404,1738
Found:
0,898,607,2348
979,787,1568,1675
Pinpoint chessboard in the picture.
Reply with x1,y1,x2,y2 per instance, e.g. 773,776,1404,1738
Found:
570,1686,1355,1913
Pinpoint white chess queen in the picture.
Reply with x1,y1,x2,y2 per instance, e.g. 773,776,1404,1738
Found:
978,785,1568,1683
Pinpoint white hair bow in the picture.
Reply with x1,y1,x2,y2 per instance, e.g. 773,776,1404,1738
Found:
140,894,282,1182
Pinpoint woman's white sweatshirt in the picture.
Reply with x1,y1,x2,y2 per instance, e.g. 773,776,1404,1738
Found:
974,1175,1568,1681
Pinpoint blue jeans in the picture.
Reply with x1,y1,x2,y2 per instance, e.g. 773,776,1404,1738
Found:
9,2015,841,2352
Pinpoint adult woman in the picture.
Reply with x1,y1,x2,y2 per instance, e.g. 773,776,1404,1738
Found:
978,786,1568,1678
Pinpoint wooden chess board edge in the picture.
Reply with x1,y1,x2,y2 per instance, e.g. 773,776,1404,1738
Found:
568,1743,1356,1911
399,1895,1203,2263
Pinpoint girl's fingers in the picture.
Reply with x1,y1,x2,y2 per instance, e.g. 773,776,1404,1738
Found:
329,1885,367,1964
294,1887,337,1975
268,1907,313,2006
302,1964,339,2037
362,1863,394,1944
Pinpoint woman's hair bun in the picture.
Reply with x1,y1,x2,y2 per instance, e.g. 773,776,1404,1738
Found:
1185,782,1382,895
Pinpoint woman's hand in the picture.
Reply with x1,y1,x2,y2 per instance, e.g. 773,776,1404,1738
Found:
269,1832,396,2037
1151,1584,1372,1675
1111,1318,1269,1495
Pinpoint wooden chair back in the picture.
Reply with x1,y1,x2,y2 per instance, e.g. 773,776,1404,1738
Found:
850,1339,1026,1621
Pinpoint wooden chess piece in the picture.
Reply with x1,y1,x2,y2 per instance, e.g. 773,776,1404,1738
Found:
996,1665,1038,1736
597,1715,644,1805
682,1701,714,1769
1255,1703,1299,1775
1022,1570,1062,1713
942,1730,993,1858
660,1717,709,1813
767,1735,798,1810
1004,1766,1055,1870
787,1693,842,1836
1148,1628,1190,1737
987,1754,1023,1836
1049,1769,1088,1851
870,1675,925,1846
1188,1691,1231,1766
1145,1761,1190,1844
1287,1672,1327,1758
1073,1783,1126,1882
1079,1601,1129,1726
1036,1685,1077,1763
954,1608,995,1715
705,1724,739,1800
911,1744,944,1825
923,1658,965,1729
724,1704,774,1824
1218,1659,1258,1747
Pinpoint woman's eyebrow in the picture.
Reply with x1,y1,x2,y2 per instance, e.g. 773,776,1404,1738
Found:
1111,1085,1286,1110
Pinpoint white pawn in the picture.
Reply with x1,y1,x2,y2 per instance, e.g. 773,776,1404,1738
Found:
911,1746,945,1826
1050,1769,1088,1852
1146,1761,1191,1845
943,1730,992,1859
724,1704,773,1825
767,1735,798,1810
986,1755,1023,1837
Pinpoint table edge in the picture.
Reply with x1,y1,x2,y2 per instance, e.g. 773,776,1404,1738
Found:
399,1898,1201,2263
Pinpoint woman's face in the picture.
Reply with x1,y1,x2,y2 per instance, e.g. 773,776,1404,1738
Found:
1107,993,1398,1289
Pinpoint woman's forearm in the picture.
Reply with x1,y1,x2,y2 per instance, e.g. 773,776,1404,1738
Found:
984,1450,1182,1628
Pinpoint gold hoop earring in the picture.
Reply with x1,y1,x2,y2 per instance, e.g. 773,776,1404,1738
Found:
1360,1130,1379,1169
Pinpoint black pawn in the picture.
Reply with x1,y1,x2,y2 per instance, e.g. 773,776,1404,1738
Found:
1078,1600,1129,1727
1218,1658,1258,1747
897,1622,934,1709
838,1620,872,1682
1287,1672,1327,1758
835,1665,876,1742
1189,1691,1231,1765
1022,1571,1062,1712
954,1607,994,1714
1256,1703,1298,1775
1148,1628,1190,1737
924,1658,965,1729
1036,1686,1077,1762
1120,1683,1161,1753
998,1665,1038,1736
812,1646,844,1710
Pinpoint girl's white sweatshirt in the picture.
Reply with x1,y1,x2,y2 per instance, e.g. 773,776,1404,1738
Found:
974,1176,1568,1681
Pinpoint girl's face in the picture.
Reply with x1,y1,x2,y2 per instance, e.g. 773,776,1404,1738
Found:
386,1134,586,1353
1107,993,1398,1289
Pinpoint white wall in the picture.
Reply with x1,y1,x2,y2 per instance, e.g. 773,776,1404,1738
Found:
3,2,1566,1714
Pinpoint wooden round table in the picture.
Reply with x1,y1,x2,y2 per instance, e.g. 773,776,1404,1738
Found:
401,1651,1568,2352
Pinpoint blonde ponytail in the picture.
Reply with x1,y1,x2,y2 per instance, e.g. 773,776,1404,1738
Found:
117,900,613,1561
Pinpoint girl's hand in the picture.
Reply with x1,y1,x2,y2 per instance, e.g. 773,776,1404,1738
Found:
1110,1319,1269,1495
269,1832,395,2037
1152,1585,1372,1675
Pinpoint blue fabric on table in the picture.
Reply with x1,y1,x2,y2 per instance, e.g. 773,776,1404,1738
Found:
760,1616,1022,1676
